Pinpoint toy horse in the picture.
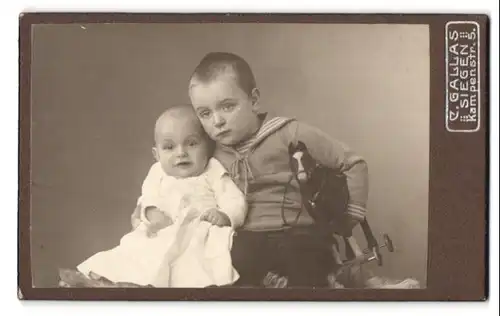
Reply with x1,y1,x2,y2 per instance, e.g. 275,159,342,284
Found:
287,140,394,269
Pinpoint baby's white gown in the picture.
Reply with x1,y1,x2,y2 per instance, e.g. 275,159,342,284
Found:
77,163,241,288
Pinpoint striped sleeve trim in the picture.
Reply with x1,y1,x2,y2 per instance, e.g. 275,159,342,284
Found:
347,203,366,220
341,154,367,172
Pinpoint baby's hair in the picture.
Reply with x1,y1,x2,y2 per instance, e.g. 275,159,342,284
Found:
153,104,215,155
189,52,256,96
154,105,199,138
158,104,196,120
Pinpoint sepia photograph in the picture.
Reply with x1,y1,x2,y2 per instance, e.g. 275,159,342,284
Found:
28,21,428,291
18,13,488,301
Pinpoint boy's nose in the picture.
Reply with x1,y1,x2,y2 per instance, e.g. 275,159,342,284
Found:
213,113,226,127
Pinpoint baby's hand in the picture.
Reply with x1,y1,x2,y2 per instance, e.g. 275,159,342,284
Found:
144,207,173,237
200,208,231,227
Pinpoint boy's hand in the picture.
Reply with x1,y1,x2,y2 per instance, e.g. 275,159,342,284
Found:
337,216,361,236
200,208,231,227
347,217,360,231
144,207,173,237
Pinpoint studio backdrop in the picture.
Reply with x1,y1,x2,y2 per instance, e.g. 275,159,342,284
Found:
30,23,430,287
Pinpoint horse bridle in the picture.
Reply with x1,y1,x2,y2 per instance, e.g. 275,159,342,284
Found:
280,175,303,227
280,161,326,227
306,165,328,210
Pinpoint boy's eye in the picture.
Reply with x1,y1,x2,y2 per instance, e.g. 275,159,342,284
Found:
198,110,211,119
222,103,236,111
163,144,174,150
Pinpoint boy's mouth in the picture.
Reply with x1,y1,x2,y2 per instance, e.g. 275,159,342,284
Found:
215,130,230,138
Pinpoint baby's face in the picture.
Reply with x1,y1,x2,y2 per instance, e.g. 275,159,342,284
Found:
189,71,260,146
153,114,210,179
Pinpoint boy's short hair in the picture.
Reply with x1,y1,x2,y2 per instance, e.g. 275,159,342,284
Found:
189,52,256,96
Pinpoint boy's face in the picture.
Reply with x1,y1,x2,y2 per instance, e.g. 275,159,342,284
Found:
189,71,260,146
153,113,210,178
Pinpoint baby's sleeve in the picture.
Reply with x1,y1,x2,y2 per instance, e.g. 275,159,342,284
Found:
285,121,369,222
206,158,248,228
133,162,166,225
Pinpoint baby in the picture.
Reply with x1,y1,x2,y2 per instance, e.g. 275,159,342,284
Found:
77,104,247,288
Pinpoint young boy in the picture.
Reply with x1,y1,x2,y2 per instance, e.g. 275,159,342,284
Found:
186,52,369,288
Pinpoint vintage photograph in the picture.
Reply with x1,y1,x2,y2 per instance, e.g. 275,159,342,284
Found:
28,21,430,291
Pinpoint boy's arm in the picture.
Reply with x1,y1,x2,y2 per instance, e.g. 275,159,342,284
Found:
207,159,248,228
285,121,369,223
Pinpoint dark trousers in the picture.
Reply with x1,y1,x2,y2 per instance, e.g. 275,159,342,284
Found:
230,227,334,288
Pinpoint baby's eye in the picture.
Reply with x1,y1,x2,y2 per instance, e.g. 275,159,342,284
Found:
163,144,174,150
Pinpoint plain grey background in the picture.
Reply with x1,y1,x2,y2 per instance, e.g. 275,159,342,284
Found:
30,23,429,287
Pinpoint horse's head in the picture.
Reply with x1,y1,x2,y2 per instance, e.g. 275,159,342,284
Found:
288,141,352,236
288,141,317,184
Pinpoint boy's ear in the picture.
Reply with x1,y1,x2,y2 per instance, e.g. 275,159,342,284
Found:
250,87,261,112
152,147,160,162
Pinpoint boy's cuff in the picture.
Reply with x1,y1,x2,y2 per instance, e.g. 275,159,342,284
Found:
347,203,366,221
